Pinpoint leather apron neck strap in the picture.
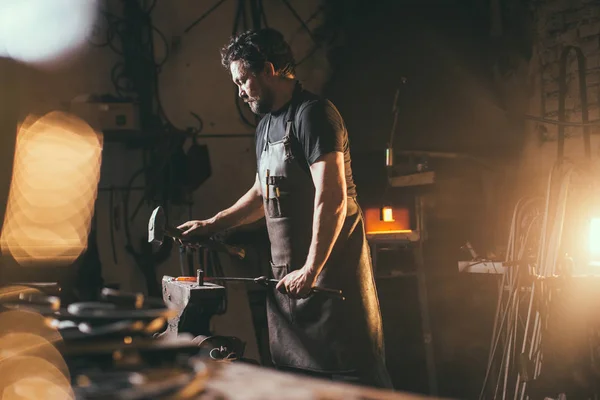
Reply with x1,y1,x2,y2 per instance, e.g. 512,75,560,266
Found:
263,81,303,149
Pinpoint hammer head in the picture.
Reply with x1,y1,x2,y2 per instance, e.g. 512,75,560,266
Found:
148,206,166,244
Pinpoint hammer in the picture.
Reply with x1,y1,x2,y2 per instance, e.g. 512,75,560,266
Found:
148,206,246,259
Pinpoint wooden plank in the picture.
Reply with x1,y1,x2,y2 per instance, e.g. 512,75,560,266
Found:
203,362,440,400
388,171,435,188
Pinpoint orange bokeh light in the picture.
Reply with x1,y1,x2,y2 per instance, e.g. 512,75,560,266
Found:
0,111,103,266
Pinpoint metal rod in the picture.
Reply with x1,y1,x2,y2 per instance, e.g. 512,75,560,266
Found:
259,0,268,27
205,276,277,283
557,46,590,163
523,115,600,127
479,272,507,400
184,0,229,34
176,275,345,300
279,0,318,44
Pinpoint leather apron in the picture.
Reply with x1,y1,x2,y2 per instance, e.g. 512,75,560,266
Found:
257,90,393,388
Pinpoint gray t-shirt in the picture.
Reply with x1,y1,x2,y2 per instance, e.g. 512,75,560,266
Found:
255,86,357,198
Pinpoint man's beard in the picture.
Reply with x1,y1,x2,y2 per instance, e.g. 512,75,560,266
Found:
248,88,274,114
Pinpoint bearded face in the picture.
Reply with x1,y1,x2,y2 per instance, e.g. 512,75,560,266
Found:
230,60,275,115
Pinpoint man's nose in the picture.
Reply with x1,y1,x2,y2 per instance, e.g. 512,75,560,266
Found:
238,87,246,98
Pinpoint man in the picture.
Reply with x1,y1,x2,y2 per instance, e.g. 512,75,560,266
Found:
178,28,392,389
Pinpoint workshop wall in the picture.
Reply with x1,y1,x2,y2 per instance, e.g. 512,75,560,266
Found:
0,0,326,294
517,0,600,195
0,0,326,366
308,0,600,395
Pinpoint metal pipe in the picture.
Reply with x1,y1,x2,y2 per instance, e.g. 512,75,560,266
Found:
524,114,600,127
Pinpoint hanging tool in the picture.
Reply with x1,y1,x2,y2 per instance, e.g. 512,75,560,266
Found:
385,77,407,168
172,271,345,301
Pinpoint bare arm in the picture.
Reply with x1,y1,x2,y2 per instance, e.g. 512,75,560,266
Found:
303,151,347,278
179,174,264,236
276,152,347,296
210,173,264,231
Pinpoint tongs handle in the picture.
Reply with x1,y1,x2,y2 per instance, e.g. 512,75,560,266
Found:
259,277,345,301
310,286,345,301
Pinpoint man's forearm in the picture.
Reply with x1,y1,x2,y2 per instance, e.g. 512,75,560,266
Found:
210,184,264,231
303,192,347,278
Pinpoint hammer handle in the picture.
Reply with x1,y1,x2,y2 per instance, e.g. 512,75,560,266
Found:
268,279,345,301
165,226,183,240
205,240,246,260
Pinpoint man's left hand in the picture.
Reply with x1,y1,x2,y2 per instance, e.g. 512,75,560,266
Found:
276,268,317,299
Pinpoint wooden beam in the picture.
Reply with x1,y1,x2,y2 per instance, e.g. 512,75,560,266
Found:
388,171,435,188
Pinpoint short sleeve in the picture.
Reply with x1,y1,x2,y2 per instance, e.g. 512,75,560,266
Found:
295,100,344,165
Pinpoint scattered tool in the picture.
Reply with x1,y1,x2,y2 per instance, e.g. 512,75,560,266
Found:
148,206,245,259
173,270,345,301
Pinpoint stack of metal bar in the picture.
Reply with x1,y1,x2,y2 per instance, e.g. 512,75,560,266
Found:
0,284,209,399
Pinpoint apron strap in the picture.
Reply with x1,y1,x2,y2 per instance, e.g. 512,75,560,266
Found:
263,116,271,150
283,81,302,140
282,82,303,160
263,81,301,148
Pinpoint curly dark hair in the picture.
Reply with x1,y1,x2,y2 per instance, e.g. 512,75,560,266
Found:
220,28,296,77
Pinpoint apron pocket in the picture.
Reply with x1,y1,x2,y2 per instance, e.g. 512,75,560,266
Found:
265,194,290,219
269,262,294,322
270,262,289,280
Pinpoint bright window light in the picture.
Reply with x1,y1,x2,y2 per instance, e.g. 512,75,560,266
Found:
589,218,600,259
0,0,98,65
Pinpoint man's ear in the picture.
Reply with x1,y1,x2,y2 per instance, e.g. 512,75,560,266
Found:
263,62,276,77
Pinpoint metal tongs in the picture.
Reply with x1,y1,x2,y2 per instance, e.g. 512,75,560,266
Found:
174,270,345,301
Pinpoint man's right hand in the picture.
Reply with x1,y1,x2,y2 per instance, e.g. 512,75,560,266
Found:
177,219,216,240
175,175,263,246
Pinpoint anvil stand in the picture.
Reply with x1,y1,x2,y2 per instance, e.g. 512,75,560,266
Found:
164,245,227,339
164,245,247,362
